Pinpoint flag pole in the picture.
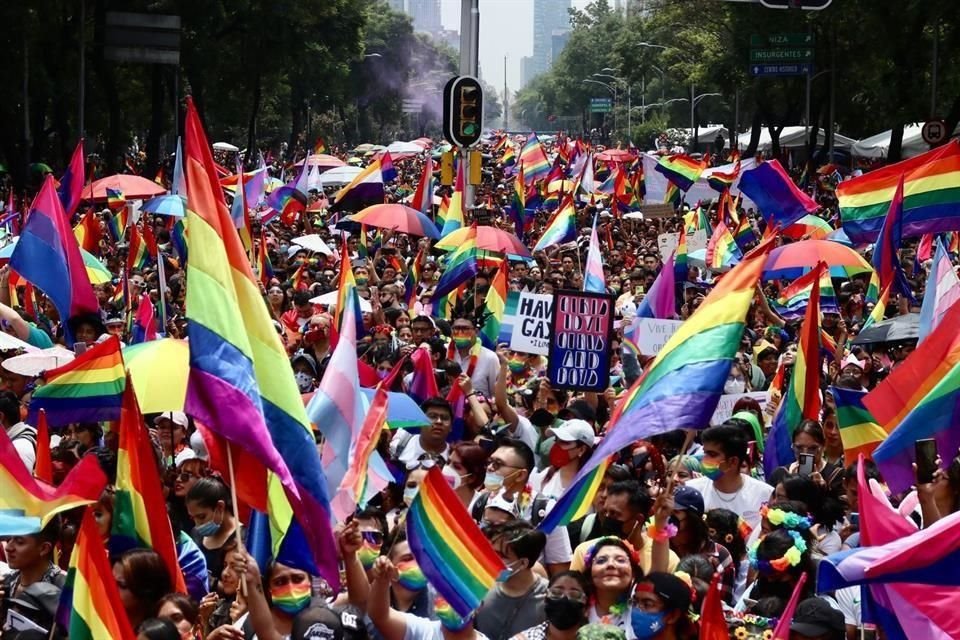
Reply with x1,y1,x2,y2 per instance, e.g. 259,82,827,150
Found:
156,246,169,334
226,444,248,596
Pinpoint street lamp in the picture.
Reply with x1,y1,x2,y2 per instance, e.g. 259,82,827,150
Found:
595,72,632,136
689,90,722,152
583,78,617,138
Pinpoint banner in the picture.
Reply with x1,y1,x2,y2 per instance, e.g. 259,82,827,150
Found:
547,290,614,391
500,291,553,355
709,391,770,426
657,230,707,262
631,318,684,356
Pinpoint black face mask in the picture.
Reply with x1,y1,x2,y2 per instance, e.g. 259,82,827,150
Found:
597,517,625,538
544,597,587,631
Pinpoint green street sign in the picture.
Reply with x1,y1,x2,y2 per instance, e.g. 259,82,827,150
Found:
590,97,612,113
750,48,813,63
750,33,815,47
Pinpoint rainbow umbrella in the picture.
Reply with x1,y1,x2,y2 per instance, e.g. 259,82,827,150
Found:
142,194,187,218
783,214,833,240
435,225,532,258
763,239,874,280
123,338,188,414
348,203,441,239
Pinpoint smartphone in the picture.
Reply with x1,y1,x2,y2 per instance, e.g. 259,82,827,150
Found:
73,342,88,355
798,453,814,477
849,512,859,528
916,438,938,484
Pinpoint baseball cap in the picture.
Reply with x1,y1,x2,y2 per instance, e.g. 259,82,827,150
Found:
558,399,597,425
672,486,704,516
292,351,319,376
154,411,188,429
549,419,596,446
789,597,845,636
485,488,521,518
292,606,342,640
634,572,691,613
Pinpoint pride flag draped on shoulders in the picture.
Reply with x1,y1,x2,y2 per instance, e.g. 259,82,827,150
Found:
540,237,775,532
181,98,337,587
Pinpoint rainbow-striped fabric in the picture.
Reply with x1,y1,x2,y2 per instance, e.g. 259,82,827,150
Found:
480,264,508,349
832,386,888,466
533,196,576,251
655,154,706,192
772,266,839,320
519,133,550,184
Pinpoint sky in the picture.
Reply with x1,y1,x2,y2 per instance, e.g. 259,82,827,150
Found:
439,0,594,95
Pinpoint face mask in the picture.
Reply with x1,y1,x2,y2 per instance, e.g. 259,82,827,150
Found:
598,517,625,538
279,244,289,254
630,609,665,639
484,471,505,493
453,335,475,349
537,435,556,458
377,369,390,380
356,276,368,286
497,560,523,582
194,511,222,537
507,358,527,374
724,377,746,394
549,443,575,469
294,371,314,392
436,598,473,631
357,541,380,570
403,485,419,506
544,597,587,631
270,581,312,616
396,560,427,591
701,459,724,481
442,465,464,490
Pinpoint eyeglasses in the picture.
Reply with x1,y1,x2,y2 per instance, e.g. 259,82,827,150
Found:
487,458,521,472
793,444,820,455
426,412,452,423
546,588,587,603
361,531,384,545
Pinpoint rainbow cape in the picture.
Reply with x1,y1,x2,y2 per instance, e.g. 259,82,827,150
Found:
839,139,960,243
764,262,824,476
183,98,337,586
30,336,126,426
831,386,888,466
406,467,505,616
111,379,187,593
654,154,705,192
541,237,774,533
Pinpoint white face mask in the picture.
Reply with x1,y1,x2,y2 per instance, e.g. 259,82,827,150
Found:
294,371,314,392
442,465,463,490
403,485,419,506
724,377,746,394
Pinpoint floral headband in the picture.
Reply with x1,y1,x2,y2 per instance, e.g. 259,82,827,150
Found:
748,530,807,574
760,504,813,531
584,536,641,569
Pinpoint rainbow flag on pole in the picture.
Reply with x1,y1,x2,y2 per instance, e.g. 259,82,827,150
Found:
705,219,742,270
764,262,825,476
541,236,775,533
406,467,505,617
29,336,126,426
519,133,551,184
831,386,888,466
533,196,576,251
480,264,508,349
772,266,839,320
654,154,706,192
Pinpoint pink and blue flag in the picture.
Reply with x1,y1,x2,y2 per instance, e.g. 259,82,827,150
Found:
918,237,960,343
130,294,157,344
58,140,86,218
380,151,397,182
634,251,676,320
738,159,818,230
10,175,99,340
583,214,605,293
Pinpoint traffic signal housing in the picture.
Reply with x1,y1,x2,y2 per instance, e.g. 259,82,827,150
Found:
443,76,484,148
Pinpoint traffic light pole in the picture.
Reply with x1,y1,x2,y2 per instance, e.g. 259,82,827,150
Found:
460,0,480,211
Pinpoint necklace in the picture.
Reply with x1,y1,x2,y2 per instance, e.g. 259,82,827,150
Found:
711,480,743,503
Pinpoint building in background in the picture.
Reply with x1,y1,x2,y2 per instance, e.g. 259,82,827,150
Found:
386,0,405,12
407,0,442,34
614,0,655,17
518,0,571,88
551,29,570,63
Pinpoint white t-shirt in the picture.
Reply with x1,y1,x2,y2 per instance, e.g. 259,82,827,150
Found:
500,415,539,458
403,612,490,640
832,587,861,627
451,346,500,399
393,432,451,468
687,475,774,533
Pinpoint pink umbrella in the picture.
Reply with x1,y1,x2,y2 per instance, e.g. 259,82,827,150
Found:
296,154,345,169
596,149,637,163
86,175,167,201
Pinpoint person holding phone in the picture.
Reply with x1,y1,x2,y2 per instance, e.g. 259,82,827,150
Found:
767,421,844,499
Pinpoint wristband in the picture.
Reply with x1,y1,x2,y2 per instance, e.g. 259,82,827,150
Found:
645,517,677,542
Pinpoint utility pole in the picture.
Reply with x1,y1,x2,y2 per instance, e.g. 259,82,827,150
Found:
79,0,85,140
504,54,509,130
459,0,479,211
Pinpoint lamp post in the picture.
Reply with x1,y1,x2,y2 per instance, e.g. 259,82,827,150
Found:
583,78,616,140
689,90,721,152
596,70,630,139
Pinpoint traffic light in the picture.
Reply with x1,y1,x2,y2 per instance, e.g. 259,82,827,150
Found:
443,76,484,148
759,0,833,8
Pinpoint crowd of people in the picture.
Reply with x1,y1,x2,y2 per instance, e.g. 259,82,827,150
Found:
0,128,952,640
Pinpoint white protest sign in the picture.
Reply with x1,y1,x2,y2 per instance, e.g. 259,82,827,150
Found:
688,228,709,253
657,232,679,262
709,391,770,426
509,292,553,355
632,318,684,356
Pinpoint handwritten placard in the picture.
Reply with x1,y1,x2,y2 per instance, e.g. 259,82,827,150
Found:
547,290,614,391
632,318,684,356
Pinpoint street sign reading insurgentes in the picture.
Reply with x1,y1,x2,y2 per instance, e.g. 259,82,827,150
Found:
750,48,814,63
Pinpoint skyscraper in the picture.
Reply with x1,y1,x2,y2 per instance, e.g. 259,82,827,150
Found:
528,0,571,83
407,0,442,34
386,0,405,12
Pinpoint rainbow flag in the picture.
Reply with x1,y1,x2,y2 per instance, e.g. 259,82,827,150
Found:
919,237,960,342
533,196,576,251
9,176,99,335
332,385,389,519
772,266,838,320
63,507,137,640
440,164,465,237
406,467,505,616
130,293,157,344
871,176,916,303
111,379,187,592
433,227,479,300
654,154,705,191
519,133,550,184
411,155,435,217
507,163,528,238
106,187,126,211
583,213,606,294
126,225,152,272
538,458,611,532
404,246,426,308
183,98,338,587
707,160,740,193
832,386,888,466
541,236,775,533
73,210,102,254
861,283,891,331
333,241,363,337
480,264,507,349
171,217,187,265
290,262,308,291
107,209,128,243
30,336,125,426
499,143,516,167
257,232,275,287
58,140,87,217
839,140,960,244
705,219,742,270
314,137,327,155
664,181,682,208
764,263,825,476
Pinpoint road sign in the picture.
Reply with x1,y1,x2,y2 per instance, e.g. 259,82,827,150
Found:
750,48,813,63
922,119,948,145
750,63,813,77
590,97,613,113
402,99,422,114
750,33,815,47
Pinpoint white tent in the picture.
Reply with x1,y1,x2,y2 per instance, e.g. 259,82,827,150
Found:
319,165,364,187
735,126,856,152
850,123,960,159
681,124,731,146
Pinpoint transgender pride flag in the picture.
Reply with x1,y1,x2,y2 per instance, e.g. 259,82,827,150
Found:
583,214,605,294
918,237,960,343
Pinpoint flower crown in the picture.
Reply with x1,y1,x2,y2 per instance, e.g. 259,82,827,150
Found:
748,530,807,574
584,535,641,569
759,504,813,531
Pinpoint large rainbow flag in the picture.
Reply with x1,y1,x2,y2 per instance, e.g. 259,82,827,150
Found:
111,379,187,593
519,133,551,184
406,467,505,616
654,154,705,192
839,140,960,243
764,262,825,476
540,236,775,533
870,177,916,303
705,219,742,270
29,336,126,426
919,237,960,342
182,98,338,587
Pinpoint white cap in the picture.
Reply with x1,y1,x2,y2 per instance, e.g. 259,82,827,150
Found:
549,419,596,446
189,430,209,461
841,353,866,371
485,489,521,518
154,411,189,429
